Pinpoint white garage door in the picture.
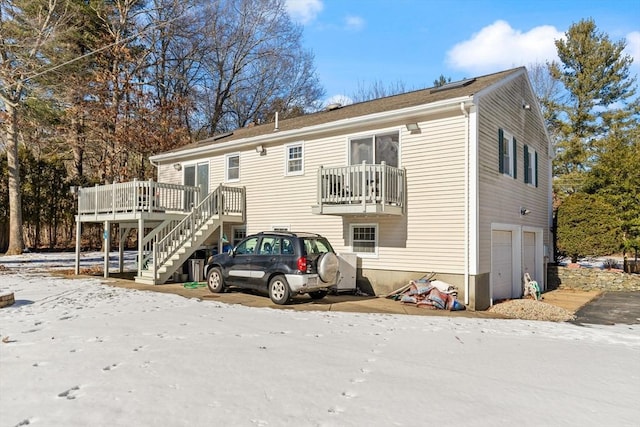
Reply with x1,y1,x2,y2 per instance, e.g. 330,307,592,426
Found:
523,232,536,289
492,230,513,301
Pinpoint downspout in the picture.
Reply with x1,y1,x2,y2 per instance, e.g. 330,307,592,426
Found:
461,102,470,306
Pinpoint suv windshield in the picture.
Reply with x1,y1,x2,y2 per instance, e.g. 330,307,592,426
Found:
303,237,334,255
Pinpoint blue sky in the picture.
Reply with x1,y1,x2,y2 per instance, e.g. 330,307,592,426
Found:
284,0,640,104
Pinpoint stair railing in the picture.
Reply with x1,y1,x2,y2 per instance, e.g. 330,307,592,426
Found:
150,187,222,279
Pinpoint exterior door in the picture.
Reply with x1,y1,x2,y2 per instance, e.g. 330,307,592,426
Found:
184,162,209,208
491,230,513,301
523,232,536,286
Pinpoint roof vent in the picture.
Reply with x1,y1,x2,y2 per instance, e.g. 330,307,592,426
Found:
325,103,342,111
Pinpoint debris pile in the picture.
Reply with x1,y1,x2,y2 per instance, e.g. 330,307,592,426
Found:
388,277,465,311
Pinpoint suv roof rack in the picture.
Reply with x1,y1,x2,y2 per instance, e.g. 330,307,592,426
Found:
255,231,321,238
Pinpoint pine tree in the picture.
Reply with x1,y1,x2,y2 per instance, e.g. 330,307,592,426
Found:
549,18,639,195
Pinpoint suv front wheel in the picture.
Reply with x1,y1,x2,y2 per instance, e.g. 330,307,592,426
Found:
207,267,225,293
269,275,291,305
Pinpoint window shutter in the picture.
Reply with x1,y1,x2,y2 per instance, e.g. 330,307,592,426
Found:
524,145,530,183
512,137,517,179
498,129,504,173
535,151,538,187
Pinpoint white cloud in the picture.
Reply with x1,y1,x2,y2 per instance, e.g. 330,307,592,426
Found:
285,0,323,24
344,15,365,31
446,20,564,74
625,31,640,75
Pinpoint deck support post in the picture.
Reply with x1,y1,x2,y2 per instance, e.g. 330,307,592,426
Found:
103,220,110,278
74,217,81,275
138,218,144,278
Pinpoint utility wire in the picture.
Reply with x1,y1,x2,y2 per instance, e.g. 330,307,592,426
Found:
15,10,188,89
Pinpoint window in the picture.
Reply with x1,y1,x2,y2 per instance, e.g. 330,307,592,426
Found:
226,153,240,182
350,224,377,255
524,145,538,187
232,227,246,247
349,131,399,167
498,128,517,178
285,143,304,175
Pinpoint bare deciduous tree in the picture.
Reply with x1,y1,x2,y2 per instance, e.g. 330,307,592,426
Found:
0,0,73,254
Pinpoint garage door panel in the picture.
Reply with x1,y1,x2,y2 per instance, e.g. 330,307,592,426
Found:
492,230,513,301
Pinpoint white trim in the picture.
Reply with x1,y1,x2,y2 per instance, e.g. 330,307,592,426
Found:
349,223,378,258
284,142,304,176
225,152,240,183
469,107,479,275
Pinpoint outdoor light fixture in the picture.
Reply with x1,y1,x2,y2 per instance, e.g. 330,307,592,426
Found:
405,123,420,132
255,145,266,155
173,163,182,171
520,207,531,216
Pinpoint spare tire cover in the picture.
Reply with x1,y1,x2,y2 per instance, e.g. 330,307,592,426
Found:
317,252,339,283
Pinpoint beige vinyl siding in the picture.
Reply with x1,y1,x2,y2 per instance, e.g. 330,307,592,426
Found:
157,163,182,184
477,74,551,271
157,114,467,274
378,113,467,273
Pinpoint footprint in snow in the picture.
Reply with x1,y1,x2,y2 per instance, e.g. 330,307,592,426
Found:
102,363,118,371
57,385,80,400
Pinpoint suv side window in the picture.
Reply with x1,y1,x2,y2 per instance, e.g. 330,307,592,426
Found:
281,238,294,255
236,237,258,255
258,237,278,255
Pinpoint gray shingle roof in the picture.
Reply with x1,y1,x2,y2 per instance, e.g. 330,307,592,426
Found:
172,67,523,152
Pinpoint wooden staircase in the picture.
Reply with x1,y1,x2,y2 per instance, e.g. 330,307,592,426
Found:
135,185,245,285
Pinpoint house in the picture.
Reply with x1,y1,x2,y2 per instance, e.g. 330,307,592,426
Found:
74,67,552,311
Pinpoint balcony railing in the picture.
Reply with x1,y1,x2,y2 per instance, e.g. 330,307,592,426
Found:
77,179,201,217
315,162,405,215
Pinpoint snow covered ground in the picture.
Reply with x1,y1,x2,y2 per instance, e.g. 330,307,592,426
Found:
1,252,639,427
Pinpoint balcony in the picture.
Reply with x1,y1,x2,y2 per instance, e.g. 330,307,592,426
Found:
312,162,405,216
76,179,202,221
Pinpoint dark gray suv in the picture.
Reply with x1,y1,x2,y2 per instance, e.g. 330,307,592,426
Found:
204,231,339,304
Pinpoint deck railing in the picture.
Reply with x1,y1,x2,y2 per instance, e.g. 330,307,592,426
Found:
77,179,200,216
317,162,405,210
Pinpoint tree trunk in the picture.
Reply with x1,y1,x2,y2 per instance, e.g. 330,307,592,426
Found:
5,101,25,254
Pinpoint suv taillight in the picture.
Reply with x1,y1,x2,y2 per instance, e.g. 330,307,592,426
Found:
297,256,307,273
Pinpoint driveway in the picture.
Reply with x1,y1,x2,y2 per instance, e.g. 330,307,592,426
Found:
572,291,640,325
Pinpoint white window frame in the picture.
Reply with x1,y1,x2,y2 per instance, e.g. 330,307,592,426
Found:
225,152,240,182
502,130,515,178
347,129,400,167
350,223,378,257
284,142,304,176
525,145,537,187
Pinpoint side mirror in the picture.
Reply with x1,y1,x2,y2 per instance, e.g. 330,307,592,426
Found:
228,248,235,257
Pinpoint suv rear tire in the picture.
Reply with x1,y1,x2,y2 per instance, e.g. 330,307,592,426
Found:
269,275,291,305
207,267,225,293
